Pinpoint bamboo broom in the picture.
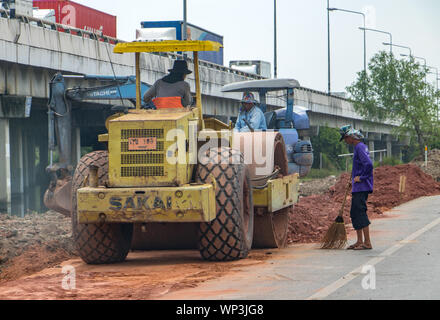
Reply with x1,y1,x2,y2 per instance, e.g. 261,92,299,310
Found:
320,180,352,249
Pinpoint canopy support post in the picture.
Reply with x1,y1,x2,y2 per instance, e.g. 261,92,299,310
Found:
136,52,141,110
194,52,204,129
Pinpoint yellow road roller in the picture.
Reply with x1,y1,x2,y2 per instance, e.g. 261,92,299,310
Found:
71,40,300,264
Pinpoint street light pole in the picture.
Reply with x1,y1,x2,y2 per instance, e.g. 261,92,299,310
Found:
183,0,187,40
182,0,188,60
428,68,439,93
359,27,392,54
328,7,366,78
401,54,427,83
437,76,440,121
274,0,277,78
401,54,426,66
427,67,439,95
384,43,411,56
436,73,440,105
327,0,331,94
427,66,438,83
427,66,439,120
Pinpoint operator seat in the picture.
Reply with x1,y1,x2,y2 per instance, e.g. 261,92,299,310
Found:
264,111,277,130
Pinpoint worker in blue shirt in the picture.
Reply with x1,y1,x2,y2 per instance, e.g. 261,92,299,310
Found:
339,125,374,250
233,92,267,132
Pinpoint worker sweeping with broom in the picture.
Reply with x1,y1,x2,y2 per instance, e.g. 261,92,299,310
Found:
321,125,374,250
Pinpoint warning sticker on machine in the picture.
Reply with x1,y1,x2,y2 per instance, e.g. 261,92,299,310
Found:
128,137,157,151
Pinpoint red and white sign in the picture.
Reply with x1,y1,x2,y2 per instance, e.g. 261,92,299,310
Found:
128,138,157,151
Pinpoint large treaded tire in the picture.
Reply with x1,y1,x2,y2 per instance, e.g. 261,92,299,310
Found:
196,147,254,261
71,151,133,264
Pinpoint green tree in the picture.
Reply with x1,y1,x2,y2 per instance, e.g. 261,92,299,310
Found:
311,126,348,170
347,51,440,155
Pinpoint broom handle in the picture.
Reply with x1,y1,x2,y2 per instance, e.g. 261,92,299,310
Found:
338,180,352,217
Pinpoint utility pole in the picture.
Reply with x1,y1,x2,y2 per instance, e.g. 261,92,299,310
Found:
384,43,411,57
183,0,187,59
183,0,187,40
360,27,392,54
427,66,439,120
327,0,331,94
328,7,366,83
274,0,277,78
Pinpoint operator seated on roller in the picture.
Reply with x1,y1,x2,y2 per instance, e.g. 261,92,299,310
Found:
143,60,192,109
233,92,267,132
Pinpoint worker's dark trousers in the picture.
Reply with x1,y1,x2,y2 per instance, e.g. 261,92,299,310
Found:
350,191,371,230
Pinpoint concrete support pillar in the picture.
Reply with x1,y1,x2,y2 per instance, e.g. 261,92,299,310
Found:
35,124,49,212
387,141,392,158
22,128,30,189
10,123,24,194
38,126,49,176
71,127,81,167
25,129,36,189
392,144,403,162
10,125,26,216
0,119,11,211
368,140,375,161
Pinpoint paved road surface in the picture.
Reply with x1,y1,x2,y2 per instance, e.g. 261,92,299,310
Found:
0,196,439,300
163,195,440,300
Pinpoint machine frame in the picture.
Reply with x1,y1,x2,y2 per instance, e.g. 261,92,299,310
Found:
77,40,299,225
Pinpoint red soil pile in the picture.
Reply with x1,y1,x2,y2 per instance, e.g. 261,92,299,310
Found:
0,241,75,284
288,164,440,244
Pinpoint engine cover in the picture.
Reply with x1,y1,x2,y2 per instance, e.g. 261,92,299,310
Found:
107,109,198,187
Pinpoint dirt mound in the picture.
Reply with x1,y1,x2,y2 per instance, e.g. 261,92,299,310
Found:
0,240,75,284
299,175,339,197
412,148,440,182
0,211,75,282
288,164,440,244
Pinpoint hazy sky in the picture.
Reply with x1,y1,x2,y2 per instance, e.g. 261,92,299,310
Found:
72,0,440,94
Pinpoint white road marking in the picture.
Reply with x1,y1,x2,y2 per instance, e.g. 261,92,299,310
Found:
307,216,440,300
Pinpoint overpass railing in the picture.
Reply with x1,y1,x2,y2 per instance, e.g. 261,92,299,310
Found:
0,8,264,81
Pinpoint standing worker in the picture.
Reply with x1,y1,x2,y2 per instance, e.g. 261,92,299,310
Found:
143,60,192,109
339,125,374,250
233,92,267,132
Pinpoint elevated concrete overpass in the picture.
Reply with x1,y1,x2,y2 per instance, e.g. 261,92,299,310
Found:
0,14,405,214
